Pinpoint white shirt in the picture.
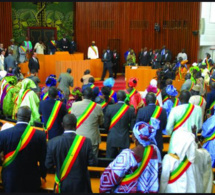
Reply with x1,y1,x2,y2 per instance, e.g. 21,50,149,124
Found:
64,130,76,134
166,103,202,136
87,45,99,59
34,43,45,54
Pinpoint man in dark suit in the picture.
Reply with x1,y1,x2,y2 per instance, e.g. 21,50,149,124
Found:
45,114,97,193
58,34,71,53
161,49,172,65
39,86,67,140
136,92,167,154
112,49,119,79
139,47,150,66
70,36,77,54
152,49,162,69
28,52,40,73
104,90,136,158
100,46,113,81
0,106,46,192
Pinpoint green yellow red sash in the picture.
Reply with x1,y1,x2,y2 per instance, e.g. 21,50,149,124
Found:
22,89,31,101
90,84,95,89
109,103,129,130
198,97,204,107
155,99,159,106
109,90,115,98
211,78,215,82
51,40,56,47
109,104,129,130
203,130,215,144
128,88,136,99
3,125,36,168
20,46,27,52
173,104,195,131
188,81,194,91
2,83,9,92
173,98,179,107
91,46,97,55
162,96,169,103
208,100,215,114
6,85,13,93
168,156,192,184
179,67,182,80
42,92,49,100
45,101,63,141
156,89,160,96
149,106,162,125
55,135,86,193
68,107,71,114
206,59,210,70
120,145,153,185
100,97,111,109
76,101,97,129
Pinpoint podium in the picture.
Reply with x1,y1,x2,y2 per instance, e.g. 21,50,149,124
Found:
125,66,157,91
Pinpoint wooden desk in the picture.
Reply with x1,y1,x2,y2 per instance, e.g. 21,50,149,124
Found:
125,66,157,91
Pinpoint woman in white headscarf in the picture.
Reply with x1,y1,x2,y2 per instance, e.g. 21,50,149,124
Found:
100,121,162,193
160,127,213,193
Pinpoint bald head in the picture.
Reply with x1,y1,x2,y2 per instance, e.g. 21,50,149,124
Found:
179,90,191,104
117,90,126,101
146,92,156,105
63,114,77,130
17,106,31,122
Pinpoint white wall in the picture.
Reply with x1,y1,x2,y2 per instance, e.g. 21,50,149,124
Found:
199,2,215,60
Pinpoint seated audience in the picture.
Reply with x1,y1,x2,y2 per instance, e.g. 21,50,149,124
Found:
45,114,97,193
100,121,162,193
206,81,215,117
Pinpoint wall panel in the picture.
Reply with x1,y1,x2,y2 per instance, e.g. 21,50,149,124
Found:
76,2,200,71
0,2,13,48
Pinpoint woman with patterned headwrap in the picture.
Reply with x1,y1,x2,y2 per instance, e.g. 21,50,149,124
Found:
41,74,64,101
12,78,41,125
125,77,144,114
160,127,213,193
100,121,162,193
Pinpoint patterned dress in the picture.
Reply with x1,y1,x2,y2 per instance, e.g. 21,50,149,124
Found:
100,146,161,193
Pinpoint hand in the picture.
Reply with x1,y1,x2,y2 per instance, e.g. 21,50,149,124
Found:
191,125,197,136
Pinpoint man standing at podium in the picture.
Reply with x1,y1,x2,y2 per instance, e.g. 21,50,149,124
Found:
87,41,99,59
58,34,71,53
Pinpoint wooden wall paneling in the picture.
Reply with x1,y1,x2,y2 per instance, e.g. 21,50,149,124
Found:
76,2,200,72
0,2,13,48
